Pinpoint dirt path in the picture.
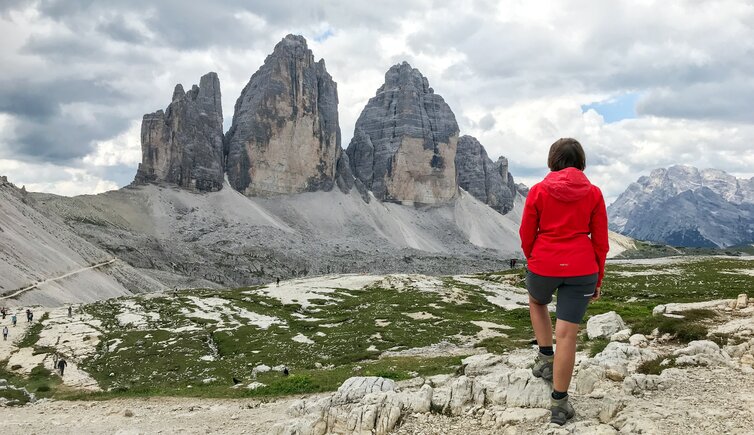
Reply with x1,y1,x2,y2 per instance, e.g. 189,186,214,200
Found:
0,309,31,359
0,259,117,301
0,396,298,435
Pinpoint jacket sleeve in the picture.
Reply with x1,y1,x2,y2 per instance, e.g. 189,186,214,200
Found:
519,188,539,260
590,190,610,288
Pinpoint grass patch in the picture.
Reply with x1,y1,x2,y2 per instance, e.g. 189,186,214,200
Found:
0,361,62,402
631,316,709,343
588,338,610,357
637,355,675,375
18,312,50,348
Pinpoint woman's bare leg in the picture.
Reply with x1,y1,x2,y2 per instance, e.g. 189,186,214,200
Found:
529,296,553,348
553,318,580,392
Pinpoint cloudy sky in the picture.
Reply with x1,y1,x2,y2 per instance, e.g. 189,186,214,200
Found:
1,0,753,204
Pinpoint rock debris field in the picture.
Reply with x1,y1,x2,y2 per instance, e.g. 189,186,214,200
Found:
1,256,753,434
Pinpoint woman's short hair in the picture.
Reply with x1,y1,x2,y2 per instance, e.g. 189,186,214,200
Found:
548,138,586,171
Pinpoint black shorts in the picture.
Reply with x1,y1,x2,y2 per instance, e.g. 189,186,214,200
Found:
526,271,598,324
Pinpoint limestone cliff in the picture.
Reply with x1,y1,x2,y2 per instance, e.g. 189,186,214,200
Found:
346,62,459,204
133,72,224,192
455,135,517,214
224,34,340,196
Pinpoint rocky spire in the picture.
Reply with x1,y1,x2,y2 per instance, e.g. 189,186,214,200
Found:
346,62,459,204
224,34,341,196
455,135,517,214
133,72,224,192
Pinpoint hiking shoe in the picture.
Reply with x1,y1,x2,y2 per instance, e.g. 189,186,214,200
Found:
531,352,554,381
550,395,575,426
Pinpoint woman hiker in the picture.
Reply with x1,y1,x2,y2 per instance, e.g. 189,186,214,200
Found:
519,138,609,426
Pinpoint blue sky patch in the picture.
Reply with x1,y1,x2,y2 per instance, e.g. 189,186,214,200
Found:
314,28,334,42
581,92,641,123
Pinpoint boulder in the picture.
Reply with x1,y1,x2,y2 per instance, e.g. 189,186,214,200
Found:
333,377,397,404
673,340,732,367
133,72,225,192
586,342,658,375
597,397,625,423
346,61,459,204
628,334,649,347
574,365,606,395
610,328,632,342
587,311,627,339
736,293,749,309
225,34,340,196
653,299,734,316
504,369,551,408
462,353,505,376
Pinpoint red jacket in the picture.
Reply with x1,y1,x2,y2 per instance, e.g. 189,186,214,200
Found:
519,168,609,288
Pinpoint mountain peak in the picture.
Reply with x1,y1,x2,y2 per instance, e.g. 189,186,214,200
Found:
608,165,754,248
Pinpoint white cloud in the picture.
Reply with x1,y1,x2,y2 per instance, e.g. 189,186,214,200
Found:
0,158,118,196
83,120,141,167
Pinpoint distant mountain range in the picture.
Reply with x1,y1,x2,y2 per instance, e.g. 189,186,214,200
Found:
608,165,754,248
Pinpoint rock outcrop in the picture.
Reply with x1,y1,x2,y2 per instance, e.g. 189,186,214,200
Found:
225,34,340,196
346,62,459,205
454,135,517,214
133,72,224,192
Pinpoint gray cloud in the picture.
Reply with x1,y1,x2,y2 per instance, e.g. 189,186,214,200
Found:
1,0,754,198
0,79,129,162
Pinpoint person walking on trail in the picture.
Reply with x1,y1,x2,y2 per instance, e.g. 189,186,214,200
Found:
519,138,609,426
29,311,33,323
276,277,280,287
2,326,8,341
68,306,73,318
57,358,67,376
11,313,17,327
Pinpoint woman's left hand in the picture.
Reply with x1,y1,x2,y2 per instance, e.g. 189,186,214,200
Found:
591,287,601,302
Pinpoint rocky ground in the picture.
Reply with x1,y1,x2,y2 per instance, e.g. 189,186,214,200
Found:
2,259,753,434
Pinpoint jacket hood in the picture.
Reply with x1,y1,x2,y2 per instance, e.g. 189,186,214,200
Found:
542,167,592,202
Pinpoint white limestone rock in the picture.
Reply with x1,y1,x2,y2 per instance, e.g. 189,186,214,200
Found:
628,334,649,347
736,293,749,309
610,328,632,342
505,369,551,408
462,353,505,376
673,340,732,367
587,311,627,339
333,377,397,404
574,365,606,395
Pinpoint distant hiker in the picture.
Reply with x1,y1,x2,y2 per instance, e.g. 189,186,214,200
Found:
283,367,289,376
1,307,6,319
11,314,17,327
520,138,608,426
29,311,33,323
26,309,32,323
2,326,8,341
276,277,280,287
57,358,67,376
68,306,73,318
509,258,517,269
